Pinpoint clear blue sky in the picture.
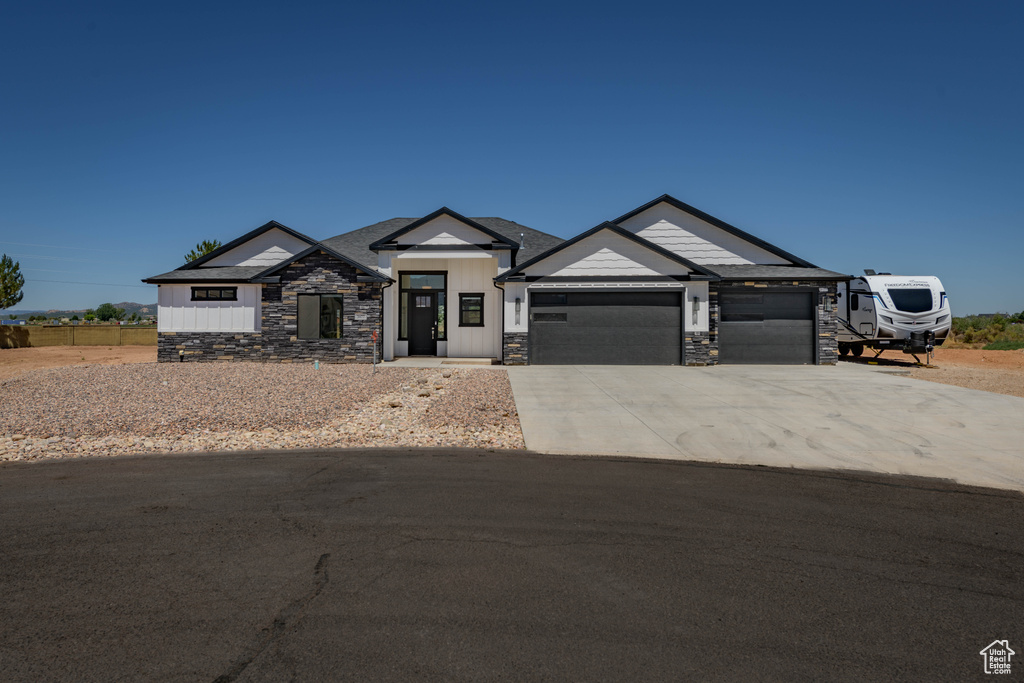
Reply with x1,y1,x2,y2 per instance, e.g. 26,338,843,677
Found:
2,0,1021,315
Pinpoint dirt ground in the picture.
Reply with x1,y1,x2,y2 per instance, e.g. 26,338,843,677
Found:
0,346,156,380
846,346,1024,399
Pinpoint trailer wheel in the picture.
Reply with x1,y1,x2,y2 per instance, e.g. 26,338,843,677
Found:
850,343,864,357
839,343,850,356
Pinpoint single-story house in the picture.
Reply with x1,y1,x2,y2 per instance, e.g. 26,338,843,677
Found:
143,194,848,365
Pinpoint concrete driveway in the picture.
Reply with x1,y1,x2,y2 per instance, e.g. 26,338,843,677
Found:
508,364,1024,492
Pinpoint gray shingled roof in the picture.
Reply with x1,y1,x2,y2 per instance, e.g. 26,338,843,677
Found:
321,217,563,270
705,265,849,280
143,266,269,283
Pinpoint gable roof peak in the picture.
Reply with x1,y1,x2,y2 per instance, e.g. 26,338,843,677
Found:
367,206,519,250
179,219,318,270
495,220,718,282
612,194,817,269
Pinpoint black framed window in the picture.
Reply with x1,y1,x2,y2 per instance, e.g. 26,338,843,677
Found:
191,287,237,301
531,293,567,306
887,288,933,313
459,293,484,327
298,294,344,339
398,272,446,340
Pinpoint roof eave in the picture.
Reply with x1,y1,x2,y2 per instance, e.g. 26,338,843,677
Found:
179,220,319,270
252,243,391,283
367,207,520,251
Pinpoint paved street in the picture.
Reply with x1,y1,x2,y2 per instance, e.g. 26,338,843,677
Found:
1,450,1020,681
508,364,1024,492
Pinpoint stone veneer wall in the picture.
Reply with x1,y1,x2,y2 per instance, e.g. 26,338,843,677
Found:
684,331,715,366
502,332,528,365
158,250,383,363
710,280,838,365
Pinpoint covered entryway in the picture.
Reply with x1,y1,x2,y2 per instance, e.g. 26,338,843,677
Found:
529,291,683,365
718,290,815,364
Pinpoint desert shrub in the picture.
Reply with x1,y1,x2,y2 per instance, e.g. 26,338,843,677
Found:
983,340,1024,351
951,314,1024,344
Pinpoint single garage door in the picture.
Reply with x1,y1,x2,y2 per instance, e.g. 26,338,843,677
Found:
718,291,815,364
529,291,682,365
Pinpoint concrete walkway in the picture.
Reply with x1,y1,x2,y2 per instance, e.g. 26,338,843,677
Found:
382,357,500,368
507,364,1024,492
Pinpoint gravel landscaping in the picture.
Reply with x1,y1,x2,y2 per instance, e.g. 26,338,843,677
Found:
0,364,523,461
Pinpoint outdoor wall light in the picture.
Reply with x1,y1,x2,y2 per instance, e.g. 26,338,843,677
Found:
515,297,521,325
692,296,700,325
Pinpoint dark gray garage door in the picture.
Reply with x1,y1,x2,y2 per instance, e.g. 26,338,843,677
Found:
529,291,682,365
718,291,815,364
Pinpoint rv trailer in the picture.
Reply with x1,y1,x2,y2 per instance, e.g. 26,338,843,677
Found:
836,271,951,357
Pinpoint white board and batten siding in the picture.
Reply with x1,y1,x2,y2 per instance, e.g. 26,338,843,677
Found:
617,202,792,265
205,228,310,268
384,256,501,359
158,284,261,332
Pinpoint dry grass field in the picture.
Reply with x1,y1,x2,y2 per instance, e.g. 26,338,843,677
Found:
0,346,156,380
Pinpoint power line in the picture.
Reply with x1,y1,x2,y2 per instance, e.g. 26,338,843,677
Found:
7,253,106,263
30,279,153,289
0,240,121,253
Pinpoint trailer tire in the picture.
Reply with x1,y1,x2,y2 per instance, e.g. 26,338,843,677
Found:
839,343,850,356
850,343,864,357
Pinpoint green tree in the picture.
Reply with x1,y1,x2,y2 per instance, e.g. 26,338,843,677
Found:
95,303,126,322
8,314,16,320
184,240,223,262
0,254,25,310
71,314,79,321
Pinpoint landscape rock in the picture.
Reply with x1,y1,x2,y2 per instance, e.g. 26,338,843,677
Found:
0,365,524,461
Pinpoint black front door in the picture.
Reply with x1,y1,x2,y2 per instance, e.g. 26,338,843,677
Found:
408,292,437,355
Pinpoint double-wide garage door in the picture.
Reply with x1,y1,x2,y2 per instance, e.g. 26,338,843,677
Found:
530,291,682,365
718,291,815,364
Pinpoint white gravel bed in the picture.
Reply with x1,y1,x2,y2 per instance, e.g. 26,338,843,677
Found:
0,364,524,462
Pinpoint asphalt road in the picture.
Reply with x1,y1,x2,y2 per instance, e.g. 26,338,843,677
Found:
1,450,1021,682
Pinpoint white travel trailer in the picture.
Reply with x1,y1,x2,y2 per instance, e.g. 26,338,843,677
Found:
836,272,951,357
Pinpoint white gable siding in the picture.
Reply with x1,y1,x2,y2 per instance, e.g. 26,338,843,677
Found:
158,284,261,332
617,203,792,265
205,229,310,267
395,215,494,246
520,230,690,278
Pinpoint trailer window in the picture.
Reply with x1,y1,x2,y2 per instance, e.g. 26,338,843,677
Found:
887,288,933,313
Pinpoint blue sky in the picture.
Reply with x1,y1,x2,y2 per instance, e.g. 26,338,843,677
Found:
1,0,1021,314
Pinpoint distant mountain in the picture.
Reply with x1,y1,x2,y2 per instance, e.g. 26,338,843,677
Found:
2,302,157,318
